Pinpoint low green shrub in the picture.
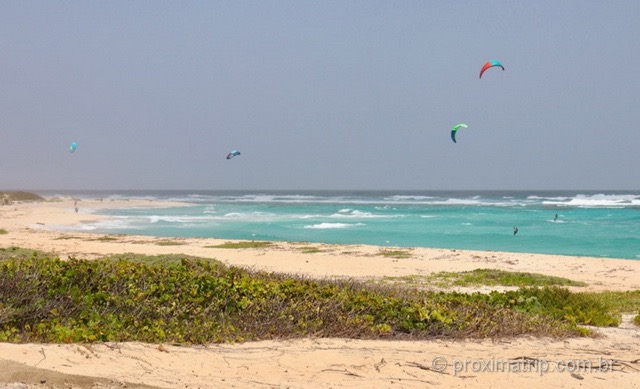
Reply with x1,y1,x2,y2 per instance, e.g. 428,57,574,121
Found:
205,241,273,249
297,246,324,253
0,247,49,260
376,249,411,259
581,290,640,314
489,286,619,327
2,253,632,344
155,240,184,246
429,269,587,288
86,236,120,242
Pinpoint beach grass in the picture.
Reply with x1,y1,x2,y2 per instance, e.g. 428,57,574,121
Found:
580,290,640,317
86,236,120,242
376,249,412,259
53,235,83,240
374,269,587,291
426,268,588,288
204,241,274,249
289,242,326,253
296,246,325,254
98,253,204,266
2,249,636,344
373,274,428,287
0,246,51,259
155,240,185,246
0,229,8,235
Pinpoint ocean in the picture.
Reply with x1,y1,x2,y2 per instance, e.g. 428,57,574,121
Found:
41,190,640,260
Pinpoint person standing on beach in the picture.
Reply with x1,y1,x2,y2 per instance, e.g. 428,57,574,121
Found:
513,226,518,236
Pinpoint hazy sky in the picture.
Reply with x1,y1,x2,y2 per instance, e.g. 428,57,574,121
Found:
2,1,639,191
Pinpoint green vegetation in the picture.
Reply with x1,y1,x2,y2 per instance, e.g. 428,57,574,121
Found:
3,250,638,345
0,249,636,343
54,235,83,240
376,249,412,259
86,236,120,242
155,240,185,246
297,246,324,254
427,269,588,288
0,247,51,261
576,290,640,326
578,290,640,314
493,287,620,328
374,275,429,288
0,229,8,235
205,241,274,249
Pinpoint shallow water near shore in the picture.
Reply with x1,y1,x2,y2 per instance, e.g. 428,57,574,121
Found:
41,190,640,260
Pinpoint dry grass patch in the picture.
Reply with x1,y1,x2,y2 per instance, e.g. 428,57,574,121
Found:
86,235,120,242
155,240,185,246
204,241,274,249
376,249,412,259
297,246,324,254
53,235,83,240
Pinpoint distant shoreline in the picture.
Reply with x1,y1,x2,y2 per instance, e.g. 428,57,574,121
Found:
1,195,639,291
28,190,640,261
2,191,640,260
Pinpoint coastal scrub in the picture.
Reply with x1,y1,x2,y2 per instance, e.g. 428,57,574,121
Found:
0,252,598,344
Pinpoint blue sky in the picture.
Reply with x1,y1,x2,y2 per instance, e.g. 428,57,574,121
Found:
1,1,639,190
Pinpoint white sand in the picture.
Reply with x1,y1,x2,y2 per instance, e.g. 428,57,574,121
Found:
1,198,639,388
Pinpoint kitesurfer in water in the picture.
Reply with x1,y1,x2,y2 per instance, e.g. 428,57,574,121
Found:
554,213,558,221
513,226,518,236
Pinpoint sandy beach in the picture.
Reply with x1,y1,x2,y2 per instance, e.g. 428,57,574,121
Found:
1,198,639,388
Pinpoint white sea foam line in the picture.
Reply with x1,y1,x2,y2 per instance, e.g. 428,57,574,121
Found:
543,200,629,208
528,196,570,201
229,194,325,203
102,194,159,201
542,194,640,207
147,215,219,223
298,214,324,219
329,212,396,219
211,195,515,206
385,195,435,201
304,223,365,229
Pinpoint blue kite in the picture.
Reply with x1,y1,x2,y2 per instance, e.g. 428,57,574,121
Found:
226,150,241,160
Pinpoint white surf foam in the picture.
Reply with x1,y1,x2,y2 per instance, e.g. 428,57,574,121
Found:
304,223,365,229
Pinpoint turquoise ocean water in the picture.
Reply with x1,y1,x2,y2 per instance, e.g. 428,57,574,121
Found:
43,191,640,260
